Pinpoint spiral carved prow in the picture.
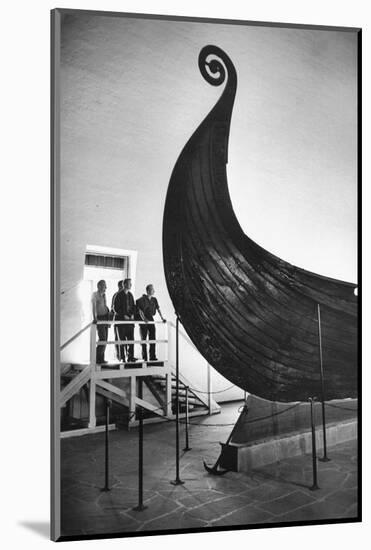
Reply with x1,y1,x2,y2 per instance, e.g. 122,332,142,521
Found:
198,45,237,88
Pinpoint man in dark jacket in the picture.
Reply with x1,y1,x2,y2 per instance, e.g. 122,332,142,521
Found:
136,284,166,361
111,280,124,360
113,278,137,362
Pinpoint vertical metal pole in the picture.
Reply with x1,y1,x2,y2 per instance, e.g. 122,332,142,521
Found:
171,315,185,485
317,304,330,462
309,397,320,490
133,378,147,511
183,386,192,452
101,398,111,492
207,362,212,415
128,375,136,430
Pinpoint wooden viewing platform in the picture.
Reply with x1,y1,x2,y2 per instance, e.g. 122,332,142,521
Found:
60,320,220,437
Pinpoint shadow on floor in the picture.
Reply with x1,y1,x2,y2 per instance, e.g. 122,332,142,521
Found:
18,521,50,539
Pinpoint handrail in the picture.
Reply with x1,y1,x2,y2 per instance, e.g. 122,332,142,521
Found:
60,322,93,351
97,339,167,346
96,320,166,325
60,282,81,296
60,320,167,352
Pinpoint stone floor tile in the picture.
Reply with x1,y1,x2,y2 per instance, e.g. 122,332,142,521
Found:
258,490,317,516
185,493,256,522
321,488,358,512
176,489,226,508
274,498,358,524
137,509,208,531
210,504,275,526
124,494,182,522
342,472,358,489
243,483,296,503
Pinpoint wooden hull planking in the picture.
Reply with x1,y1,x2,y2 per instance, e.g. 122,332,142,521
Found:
162,45,357,402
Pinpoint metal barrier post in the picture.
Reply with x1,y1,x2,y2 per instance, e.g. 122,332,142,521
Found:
309,397,320,490
183,386,192,452
133,378,147,511
101,398,111,492
317,304,330,462
171,315,185,485
207,362,212,415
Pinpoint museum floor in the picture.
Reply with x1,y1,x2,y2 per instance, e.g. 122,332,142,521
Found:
60,401,358,538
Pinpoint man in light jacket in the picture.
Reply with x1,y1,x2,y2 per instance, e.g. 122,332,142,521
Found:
91,280,110,364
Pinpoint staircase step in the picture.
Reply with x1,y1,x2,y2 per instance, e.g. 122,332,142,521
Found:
156,380,189,391
172,396,202,406
147,375,205,405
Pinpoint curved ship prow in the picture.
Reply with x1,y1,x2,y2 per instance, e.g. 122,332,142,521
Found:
162,45,357,403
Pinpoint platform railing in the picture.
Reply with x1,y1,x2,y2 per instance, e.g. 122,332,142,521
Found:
59,317,218,433
60,318,171,429
92,319,169,365
60,321,93,351
85,320,170,429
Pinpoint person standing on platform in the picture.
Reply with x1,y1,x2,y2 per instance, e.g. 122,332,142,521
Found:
113,278,137,363
136,284,166,362
92,280,110,364
111,280,124,361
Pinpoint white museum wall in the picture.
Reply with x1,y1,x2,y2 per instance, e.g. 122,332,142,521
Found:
59,14,262,399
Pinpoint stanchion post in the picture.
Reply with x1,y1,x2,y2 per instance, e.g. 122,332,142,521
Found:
133,378,147,511
101,398,111,492
171,315,185,485
309,397,320,491
183,386,192,452
207,362,212,415
317,304,330,462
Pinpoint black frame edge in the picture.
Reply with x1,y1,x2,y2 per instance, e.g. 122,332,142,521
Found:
54,7,361,33
51,7,61,543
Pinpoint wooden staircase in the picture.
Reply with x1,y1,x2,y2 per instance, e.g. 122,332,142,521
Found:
59,318,222,436
60,363,218,434
60,365,91,407
148,374,208,414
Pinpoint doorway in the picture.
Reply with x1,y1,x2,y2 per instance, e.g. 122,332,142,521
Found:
79,245,138,362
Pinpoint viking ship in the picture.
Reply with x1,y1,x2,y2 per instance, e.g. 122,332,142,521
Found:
162,45,357,403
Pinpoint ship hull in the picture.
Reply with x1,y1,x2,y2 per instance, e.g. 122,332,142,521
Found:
163,45,357,402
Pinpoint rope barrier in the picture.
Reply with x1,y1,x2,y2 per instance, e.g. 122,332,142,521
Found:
124,398,356,428
133,401,301,428
180,402,302,427
174,399,357,428
187,384,236,395
325,402,358,412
